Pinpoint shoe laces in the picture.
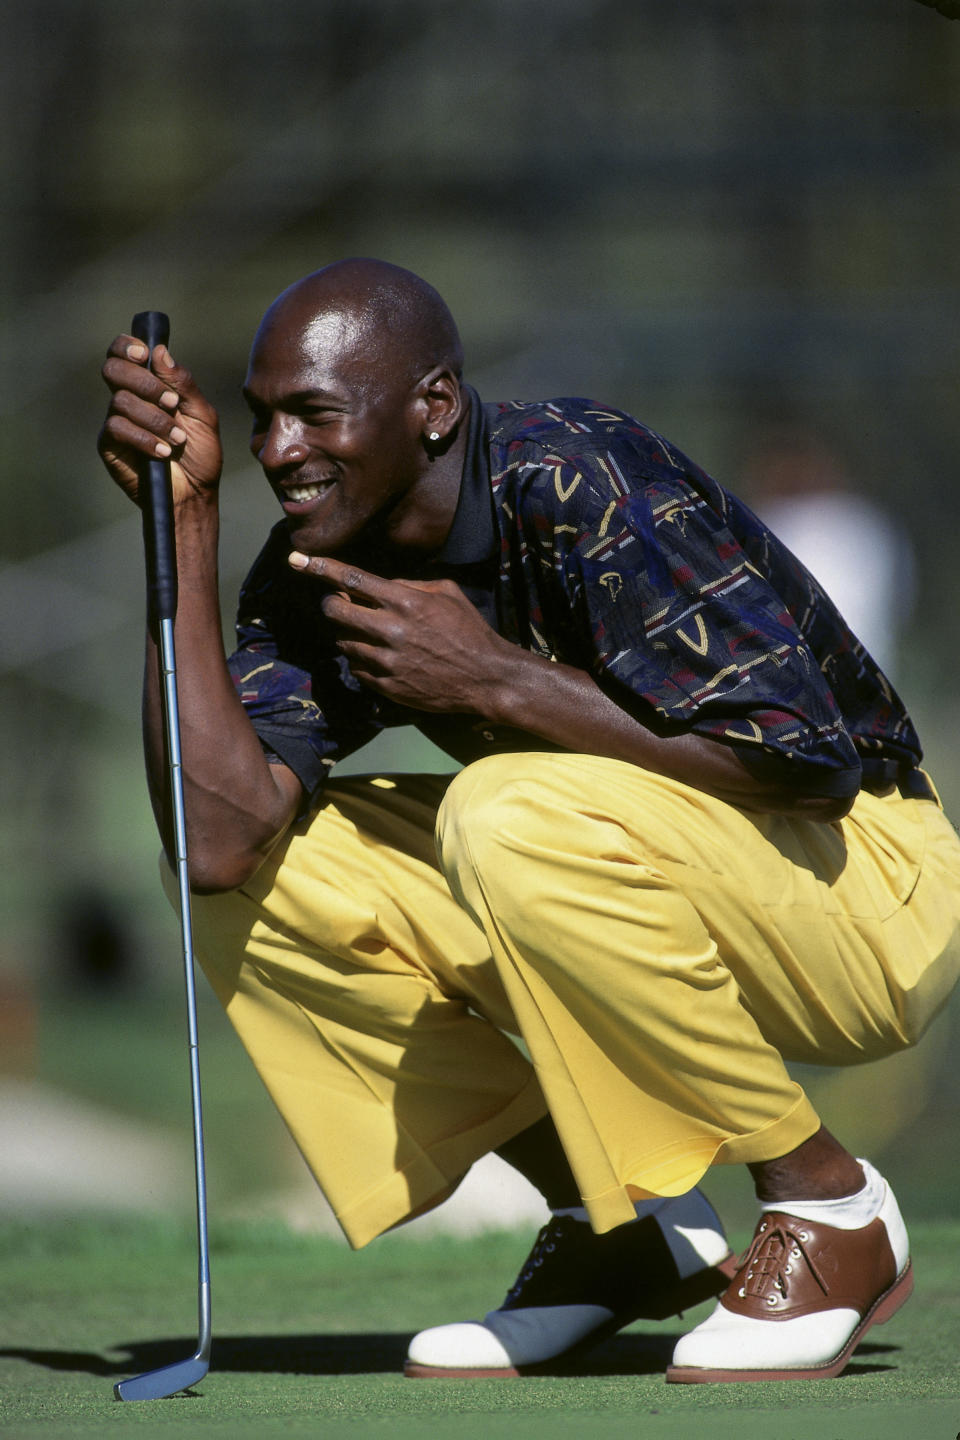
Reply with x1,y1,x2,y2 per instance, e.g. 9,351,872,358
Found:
736,1217,830,1306
504,1217,575,1305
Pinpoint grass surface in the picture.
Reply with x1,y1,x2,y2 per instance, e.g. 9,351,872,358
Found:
7,988,959,1437
2,1215,959,1440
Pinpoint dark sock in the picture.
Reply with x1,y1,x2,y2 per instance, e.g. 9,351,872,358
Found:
494,1114,582,1210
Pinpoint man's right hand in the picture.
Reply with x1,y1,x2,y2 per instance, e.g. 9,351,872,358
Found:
98,335,223,506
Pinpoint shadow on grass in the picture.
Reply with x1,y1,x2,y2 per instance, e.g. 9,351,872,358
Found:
0,1332,902,1380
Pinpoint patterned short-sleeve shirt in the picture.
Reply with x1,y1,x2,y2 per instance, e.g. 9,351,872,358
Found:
228,388,921,811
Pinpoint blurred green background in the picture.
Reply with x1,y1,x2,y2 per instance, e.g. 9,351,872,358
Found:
1,0,959,1236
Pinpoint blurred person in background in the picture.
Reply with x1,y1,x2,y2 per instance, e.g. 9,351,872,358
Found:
98,259,960,1385
743,430,916,679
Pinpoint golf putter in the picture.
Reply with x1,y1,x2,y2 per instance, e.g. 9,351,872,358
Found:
114,311,212,1401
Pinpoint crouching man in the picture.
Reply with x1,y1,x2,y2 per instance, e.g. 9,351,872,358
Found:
98,258,960,1382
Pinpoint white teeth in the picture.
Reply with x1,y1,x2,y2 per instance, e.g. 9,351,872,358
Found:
286,482,331,503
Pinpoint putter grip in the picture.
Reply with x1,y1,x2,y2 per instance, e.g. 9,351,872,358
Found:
131,310,177,623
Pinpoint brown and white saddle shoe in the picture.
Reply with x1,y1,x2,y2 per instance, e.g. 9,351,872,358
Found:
667,1170,912,1383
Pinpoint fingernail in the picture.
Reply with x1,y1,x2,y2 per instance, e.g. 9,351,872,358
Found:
170,426,187,445
160,390,179,409
156,345,175,368
155,441,172,457
288,551,309,569
127,343,148,361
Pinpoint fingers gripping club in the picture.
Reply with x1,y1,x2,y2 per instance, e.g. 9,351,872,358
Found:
131,311,177,626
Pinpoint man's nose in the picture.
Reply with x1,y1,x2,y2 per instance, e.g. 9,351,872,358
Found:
254,416,309,473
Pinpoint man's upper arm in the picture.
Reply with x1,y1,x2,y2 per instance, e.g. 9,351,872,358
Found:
265,754,306,829
533,453,863,795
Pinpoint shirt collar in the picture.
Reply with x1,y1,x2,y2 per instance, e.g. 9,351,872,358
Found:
433,385,496,567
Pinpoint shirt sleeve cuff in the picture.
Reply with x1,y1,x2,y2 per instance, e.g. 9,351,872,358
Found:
734,745,863,799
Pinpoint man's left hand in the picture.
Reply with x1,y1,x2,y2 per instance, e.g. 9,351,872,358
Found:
288,552,511,714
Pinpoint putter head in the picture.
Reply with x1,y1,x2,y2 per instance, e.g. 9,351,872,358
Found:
114,1353,208,1402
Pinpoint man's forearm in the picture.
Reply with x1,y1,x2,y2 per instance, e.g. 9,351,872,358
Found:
143,496,301,891
485,647,854,822
294,556,853,822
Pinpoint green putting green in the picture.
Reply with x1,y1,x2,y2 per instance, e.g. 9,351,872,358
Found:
2,1215,959,1440
5,988,957,1438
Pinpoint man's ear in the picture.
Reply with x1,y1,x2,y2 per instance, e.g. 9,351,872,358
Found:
418,366,463,442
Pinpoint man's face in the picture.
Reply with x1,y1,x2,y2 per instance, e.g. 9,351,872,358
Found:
243,303,426,557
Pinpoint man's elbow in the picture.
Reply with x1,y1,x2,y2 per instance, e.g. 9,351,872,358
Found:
735,750,860,824
162,842,266,895
189,859,260,895
799,761,862,822
801,791,856,823
168,778,300,894
741,788,855,823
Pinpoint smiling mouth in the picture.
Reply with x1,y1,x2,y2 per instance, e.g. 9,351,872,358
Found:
281,479,335,505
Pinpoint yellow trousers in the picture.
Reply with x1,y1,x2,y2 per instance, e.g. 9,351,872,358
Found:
183,753,960,1248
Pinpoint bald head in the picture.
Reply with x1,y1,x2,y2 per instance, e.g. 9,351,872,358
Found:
257,259,464,395
243,260,470,560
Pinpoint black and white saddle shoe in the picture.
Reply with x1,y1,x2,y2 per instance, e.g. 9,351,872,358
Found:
404,1188,736,1378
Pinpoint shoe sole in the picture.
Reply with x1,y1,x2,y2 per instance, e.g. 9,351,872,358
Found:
404,1252,739,1379
664,1259,914,1384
